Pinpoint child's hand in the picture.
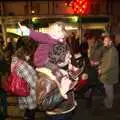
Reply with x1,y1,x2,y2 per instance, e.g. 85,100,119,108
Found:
17,22,30,36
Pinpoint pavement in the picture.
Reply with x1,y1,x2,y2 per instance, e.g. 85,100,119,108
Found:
73,84,120,120
3,84,120,120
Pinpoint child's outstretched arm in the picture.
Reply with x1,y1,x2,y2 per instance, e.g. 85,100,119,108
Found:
17,22,57,44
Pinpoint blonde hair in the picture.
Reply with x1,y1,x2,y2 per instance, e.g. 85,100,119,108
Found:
49,21,68,38
50,21,65,29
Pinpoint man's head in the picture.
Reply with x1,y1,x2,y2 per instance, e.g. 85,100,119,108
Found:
85,32,97,46
103,35,113,47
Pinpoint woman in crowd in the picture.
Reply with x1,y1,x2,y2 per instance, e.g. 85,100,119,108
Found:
11,39,37,120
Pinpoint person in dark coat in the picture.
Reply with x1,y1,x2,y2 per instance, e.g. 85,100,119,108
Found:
0,39,9,119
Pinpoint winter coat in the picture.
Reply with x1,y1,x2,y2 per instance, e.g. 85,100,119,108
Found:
88,40,103,62
99,45,119,85
29,30,58,67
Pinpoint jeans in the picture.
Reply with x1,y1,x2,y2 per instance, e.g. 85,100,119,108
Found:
104,84,114,108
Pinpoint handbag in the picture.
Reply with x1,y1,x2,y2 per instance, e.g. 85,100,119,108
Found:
4,61,30,96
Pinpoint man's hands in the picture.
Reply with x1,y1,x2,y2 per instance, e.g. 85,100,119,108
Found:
17,22,30,36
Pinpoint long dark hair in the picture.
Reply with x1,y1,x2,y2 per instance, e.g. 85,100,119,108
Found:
14,37,38,64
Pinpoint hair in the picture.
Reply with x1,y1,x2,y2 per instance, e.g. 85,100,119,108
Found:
49,21,69,38
53,21,66,29
56,22,68,38
14,37,38,61
16,37,25,50
103,34,116,45
14,47,25,60
103,34,115,40
84,30,102,41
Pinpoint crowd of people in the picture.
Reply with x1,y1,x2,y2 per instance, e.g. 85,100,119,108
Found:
0,21,119,120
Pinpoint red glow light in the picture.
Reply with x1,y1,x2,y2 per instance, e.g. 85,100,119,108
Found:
65,2,68,6
65,0,90,15
83,5,86,8
72,0,89,15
